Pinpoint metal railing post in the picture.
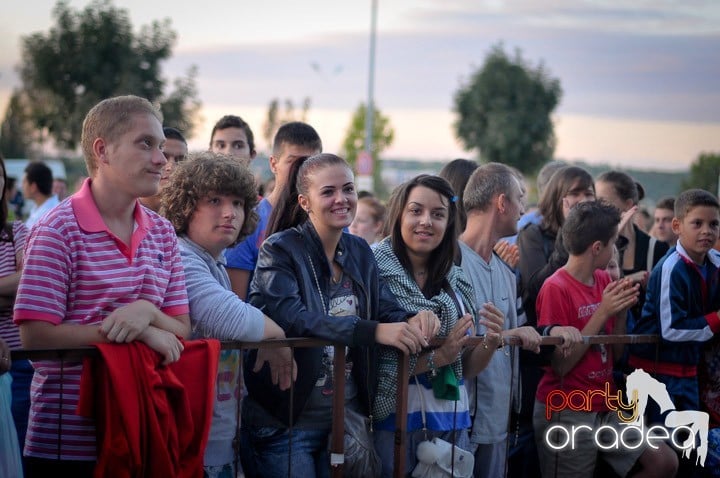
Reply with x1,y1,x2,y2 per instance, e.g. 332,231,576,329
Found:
9,333,661,475
330,345,346,477
393,352,410,478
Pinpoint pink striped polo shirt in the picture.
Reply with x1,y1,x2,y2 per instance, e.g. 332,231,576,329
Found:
0,220,28,349
14,178,189,461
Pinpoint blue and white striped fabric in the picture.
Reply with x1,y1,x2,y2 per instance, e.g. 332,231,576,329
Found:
375,373,471,433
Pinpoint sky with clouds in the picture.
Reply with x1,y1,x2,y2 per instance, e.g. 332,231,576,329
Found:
1,0,719,171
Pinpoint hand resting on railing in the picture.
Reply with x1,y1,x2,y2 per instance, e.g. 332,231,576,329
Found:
254,346,297,391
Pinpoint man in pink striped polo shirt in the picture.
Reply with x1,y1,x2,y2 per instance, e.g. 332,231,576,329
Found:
13,95,191,478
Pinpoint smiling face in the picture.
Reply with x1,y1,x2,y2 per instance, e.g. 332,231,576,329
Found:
299,163,357,234
674,205,720,264
399,185,450,261
187,193,245,258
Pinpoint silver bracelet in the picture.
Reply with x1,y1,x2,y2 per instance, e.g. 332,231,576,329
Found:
426,350,438,378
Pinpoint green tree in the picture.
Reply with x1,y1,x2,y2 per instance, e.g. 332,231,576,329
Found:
682,152,720,194
0,90,35,158
453,44,562,174
17,0,201,151
261,97,312,152
159,65,202,137
342,103,394,195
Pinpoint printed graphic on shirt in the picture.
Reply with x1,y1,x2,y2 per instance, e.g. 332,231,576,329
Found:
577,301,609,366
216,349,240,402
316,275,357,396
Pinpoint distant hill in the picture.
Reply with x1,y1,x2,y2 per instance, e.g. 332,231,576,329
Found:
565,161,688,205
380,158,688,205
251,154,688,205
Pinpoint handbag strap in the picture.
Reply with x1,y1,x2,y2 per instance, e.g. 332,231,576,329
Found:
414,376,460,477
443,282,466,318
414,376,429,441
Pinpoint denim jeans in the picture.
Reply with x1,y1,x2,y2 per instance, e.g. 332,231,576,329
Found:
240,426,330,478
507,417,541,478
10,358,32,453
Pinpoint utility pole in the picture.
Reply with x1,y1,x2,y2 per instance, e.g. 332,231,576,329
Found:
357,0,378,193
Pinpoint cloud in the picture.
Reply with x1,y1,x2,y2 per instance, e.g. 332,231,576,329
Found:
167,22,720,123
5,0,719,124
2,0,718,170
410,0,720,36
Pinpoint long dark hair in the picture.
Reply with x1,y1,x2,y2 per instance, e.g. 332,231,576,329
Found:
383,174,458,298
0,152,9,227
438,158,479,233
538,165,594,236
266,153,351,237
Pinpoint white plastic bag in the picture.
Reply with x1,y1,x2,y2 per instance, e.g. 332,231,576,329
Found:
411,437,473,478
0,372,23,477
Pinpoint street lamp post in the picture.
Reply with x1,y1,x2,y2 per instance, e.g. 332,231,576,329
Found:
358,0,378,193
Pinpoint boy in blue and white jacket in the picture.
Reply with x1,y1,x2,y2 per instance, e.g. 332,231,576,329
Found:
630,189,720,417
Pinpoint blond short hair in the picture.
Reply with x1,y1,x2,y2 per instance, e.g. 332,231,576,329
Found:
81,95,162,176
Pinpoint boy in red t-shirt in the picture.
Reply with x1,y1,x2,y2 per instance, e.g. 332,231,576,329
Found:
532,200,677,477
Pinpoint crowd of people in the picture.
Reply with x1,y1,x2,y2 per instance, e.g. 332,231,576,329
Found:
0,94,718,478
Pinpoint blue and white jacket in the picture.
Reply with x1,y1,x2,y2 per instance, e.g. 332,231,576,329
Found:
630,242,720,377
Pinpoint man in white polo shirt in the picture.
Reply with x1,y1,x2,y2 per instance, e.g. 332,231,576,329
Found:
22,160,59,229
14,95,191,477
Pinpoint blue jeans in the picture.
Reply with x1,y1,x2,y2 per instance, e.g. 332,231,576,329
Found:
10,359,32,453
240,426,330,478
507,417,541,478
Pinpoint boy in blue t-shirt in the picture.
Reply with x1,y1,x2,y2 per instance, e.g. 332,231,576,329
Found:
224,122,322,299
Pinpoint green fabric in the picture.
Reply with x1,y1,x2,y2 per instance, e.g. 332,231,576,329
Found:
431,365,460,401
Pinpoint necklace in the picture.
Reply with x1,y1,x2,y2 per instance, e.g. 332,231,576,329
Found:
330,262,342,284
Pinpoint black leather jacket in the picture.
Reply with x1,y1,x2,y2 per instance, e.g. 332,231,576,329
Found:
244,221,413,426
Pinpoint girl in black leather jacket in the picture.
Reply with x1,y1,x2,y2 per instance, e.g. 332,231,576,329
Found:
240,153,439,478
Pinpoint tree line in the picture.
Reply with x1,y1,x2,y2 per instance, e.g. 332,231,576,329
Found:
1,0,715,194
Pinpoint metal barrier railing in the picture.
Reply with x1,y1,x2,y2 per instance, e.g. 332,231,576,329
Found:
391,334,660,477
9,333,660,477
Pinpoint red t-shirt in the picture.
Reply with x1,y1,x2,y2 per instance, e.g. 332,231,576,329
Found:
535,268,616,412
